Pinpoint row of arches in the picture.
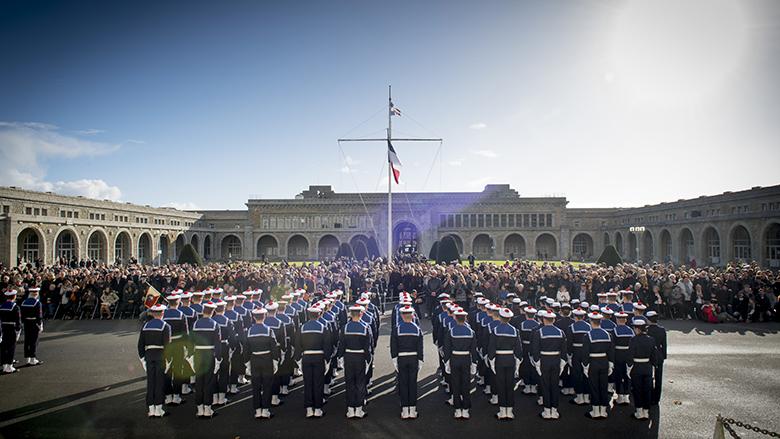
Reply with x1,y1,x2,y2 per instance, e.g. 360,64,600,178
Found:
439,232,563,260
604,222,780,265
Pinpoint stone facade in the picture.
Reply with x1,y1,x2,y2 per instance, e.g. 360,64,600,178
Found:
2,184,779,267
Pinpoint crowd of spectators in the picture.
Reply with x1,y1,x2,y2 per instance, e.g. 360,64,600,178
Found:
1,256,779,324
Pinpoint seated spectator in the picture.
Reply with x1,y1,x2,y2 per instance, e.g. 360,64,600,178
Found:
100,288,119,319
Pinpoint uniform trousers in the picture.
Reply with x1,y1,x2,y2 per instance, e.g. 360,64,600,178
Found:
344,354,368,407
302,356,326,409
194,349,216,405
651,362,664,404
145,356,166,406
570,352,588,395
494,356,516,407
250,355,275,410
631,367,653,410
614,359,631,395
521,351,537,386
23,322,40,358
588,360,610,406
396,356,419,407
450,356,472,409
0,327,17,365
539,357,561,408
215,344,230,394
164,341,185,396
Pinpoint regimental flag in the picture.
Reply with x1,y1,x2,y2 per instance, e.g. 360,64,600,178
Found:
144,284,162,309
390,103,401,116
388,140,402,184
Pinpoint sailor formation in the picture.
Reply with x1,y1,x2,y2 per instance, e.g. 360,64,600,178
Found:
1,288,44,373
137,288,667,421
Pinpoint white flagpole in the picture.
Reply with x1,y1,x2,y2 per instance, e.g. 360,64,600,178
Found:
387,84,393,260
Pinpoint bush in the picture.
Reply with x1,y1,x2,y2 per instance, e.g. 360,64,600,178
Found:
597,245,623,267
353,241,368,260
336,242,354,258
177,243,203,266
437,235,460,264
428,240,439,260
366,237,381,259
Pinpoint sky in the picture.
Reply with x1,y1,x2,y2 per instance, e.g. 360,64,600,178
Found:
0,0,778,210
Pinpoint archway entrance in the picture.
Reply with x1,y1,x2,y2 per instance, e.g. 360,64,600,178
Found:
17,227,43,264
393,222,419,255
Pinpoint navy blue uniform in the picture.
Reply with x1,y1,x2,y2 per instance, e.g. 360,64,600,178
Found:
519,319,540,388
443,322,477,410
0,299,21,367
565,320,591,398
488,322,522,408
246,322,280,410
137,319,172,406
531,325,567,409
647,322,667,404
582,327,614,408
338,320,373,408
628,333,657,411
163,307,189,398
613,324,634,398
192,317,222,407
296,319,333,410
20,296,43,359
390,321,424,407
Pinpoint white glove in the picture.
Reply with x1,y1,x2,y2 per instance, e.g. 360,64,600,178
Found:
245,361,252,377
229,348,235,359
140,357,147,372
418,360,424,370
392,357,398,372
566,354,573,367
214,358,222,374
489,358,497,374
514,359,520,378
582,363,589,376
559,359,566,373
39,321,44,333
16,331,21,342
165,358,172,373
533,360,541,377
186,356,195,372
296,359,302,371
338,357,344,369
444,360,451,374
365,361,371,375
627,365,633,376
608,361,614,376
273,360,279,374
324,360,331,372
470,363,477,376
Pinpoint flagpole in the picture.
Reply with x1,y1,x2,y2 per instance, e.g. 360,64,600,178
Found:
387,84,393,260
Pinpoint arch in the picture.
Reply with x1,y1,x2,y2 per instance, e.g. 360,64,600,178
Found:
114,231,132,263
393,221,419,255
203,235,212,260
190,234,200,253
221,234,243,260
701,226,721,266
535,233,557,260
628,232,638,261
256,235,279,260
137,232,153,264
472,234,494,259
642,230,654,262
445,234,464,254
86,228,108,262
571,233,594,260
615,232,624,257
287,234,310,261
603,232,611,248
659,229,672,262
54,227,80,262
763,222,780,268
159,235,170,263
16,226,45,264
318,234,340,260
349,234,369,249
730,224,752,262
679,227,695,264
504,233,526,260
174,234,186,260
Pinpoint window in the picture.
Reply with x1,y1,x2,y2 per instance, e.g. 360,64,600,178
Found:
493,214,499,227
539,214,546,227
531,214,537,228
26,207,32,215
447,214,454,228
2,205,9,214
455,214,462,228
486,214,492,228
500,214,507,228
478,214,484,228
523,214,529,228
508,214,515,228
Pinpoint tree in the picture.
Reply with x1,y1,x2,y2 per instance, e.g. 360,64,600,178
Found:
437,235,460,264
336,242,354,259
428,240,440,260
366,237,380,259
353,241,368,260
596,244,623,267
177,243,203,266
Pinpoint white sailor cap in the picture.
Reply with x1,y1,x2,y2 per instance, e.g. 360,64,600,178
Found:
607,291,618,297
597,293,608,298
601,308,615,316
4,290,18,297
545,298,555,305
524,306,537,314
252,307,267,316
356,298,370,306
632,319,647,326
192,291,205,297
572,309,587,316
646,311,658,318
454,309,468,317
615,312,629,319
214,288,224,295
224,295,236,302
634,303,647,310
400,305,415,314
180,292,193,299
621,289,634,295
235,294,246,300
167,294,181,301
307,306,322,314
281,294,294,301
437,293,450,299
589,312,603,320
264,301,279,311
150,304,167,312
499,308,514,318
539,296,548,301
561,303,572,309
511,297,523,304
473,292,484,297
476,297,490,305
540,310,556,319
589,304,600,312
29,287,40,292
349,305,365,312
214,299,226,307
203,301,217,309
552,302,561,308
580,301,590,309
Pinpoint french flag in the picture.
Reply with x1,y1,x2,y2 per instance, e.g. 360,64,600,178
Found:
388,140,402,184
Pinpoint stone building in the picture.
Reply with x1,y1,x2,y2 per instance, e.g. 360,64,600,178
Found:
1,183,779,267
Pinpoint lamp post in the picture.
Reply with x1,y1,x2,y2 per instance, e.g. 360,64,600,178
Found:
629,226,645,262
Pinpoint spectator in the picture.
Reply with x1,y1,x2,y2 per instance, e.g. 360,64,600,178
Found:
100,288,119,319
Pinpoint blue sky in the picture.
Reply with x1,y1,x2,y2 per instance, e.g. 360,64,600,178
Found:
1,0,778,210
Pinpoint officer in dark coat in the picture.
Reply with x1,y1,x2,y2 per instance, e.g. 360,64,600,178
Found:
582,312,614,419
21,287,44,366
531,310,567,420
443,307,477,419
192,301,222,418
628,319,658,420
1,290,21,373
246,307,279,419
296,304,333,418
645,310,667,405
391,305,423,419
487,307,522,420
137,304,172,418
338,304,372,419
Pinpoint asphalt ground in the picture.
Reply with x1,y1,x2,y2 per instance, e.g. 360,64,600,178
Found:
1,316,779,439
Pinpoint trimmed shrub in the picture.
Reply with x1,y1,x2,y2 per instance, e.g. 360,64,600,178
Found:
437,235,460,264
354,241,368,260
366,237,380,259
428,240,440,260
177,243,203,266
336,242,354,258
596,245,623,267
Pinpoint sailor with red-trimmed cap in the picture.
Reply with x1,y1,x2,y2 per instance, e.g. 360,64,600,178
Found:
192,301,222,418
519,306,540,394
565,308,591,405
178,291,196,394
443,307,477,419
0,290,21,373
246,307,279,419
488,307,522,420
263,300,287,406
582,311,614,419
391,305,423,419
613,311,635,405
338,304,372,419
21,287,44,366
138,303,171,418
211,300,233,406
296,303,333,418
531,309,567,419
162,293,188,406
627,319,657,420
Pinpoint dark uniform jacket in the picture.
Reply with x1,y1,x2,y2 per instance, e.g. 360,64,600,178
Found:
137,318,172,361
